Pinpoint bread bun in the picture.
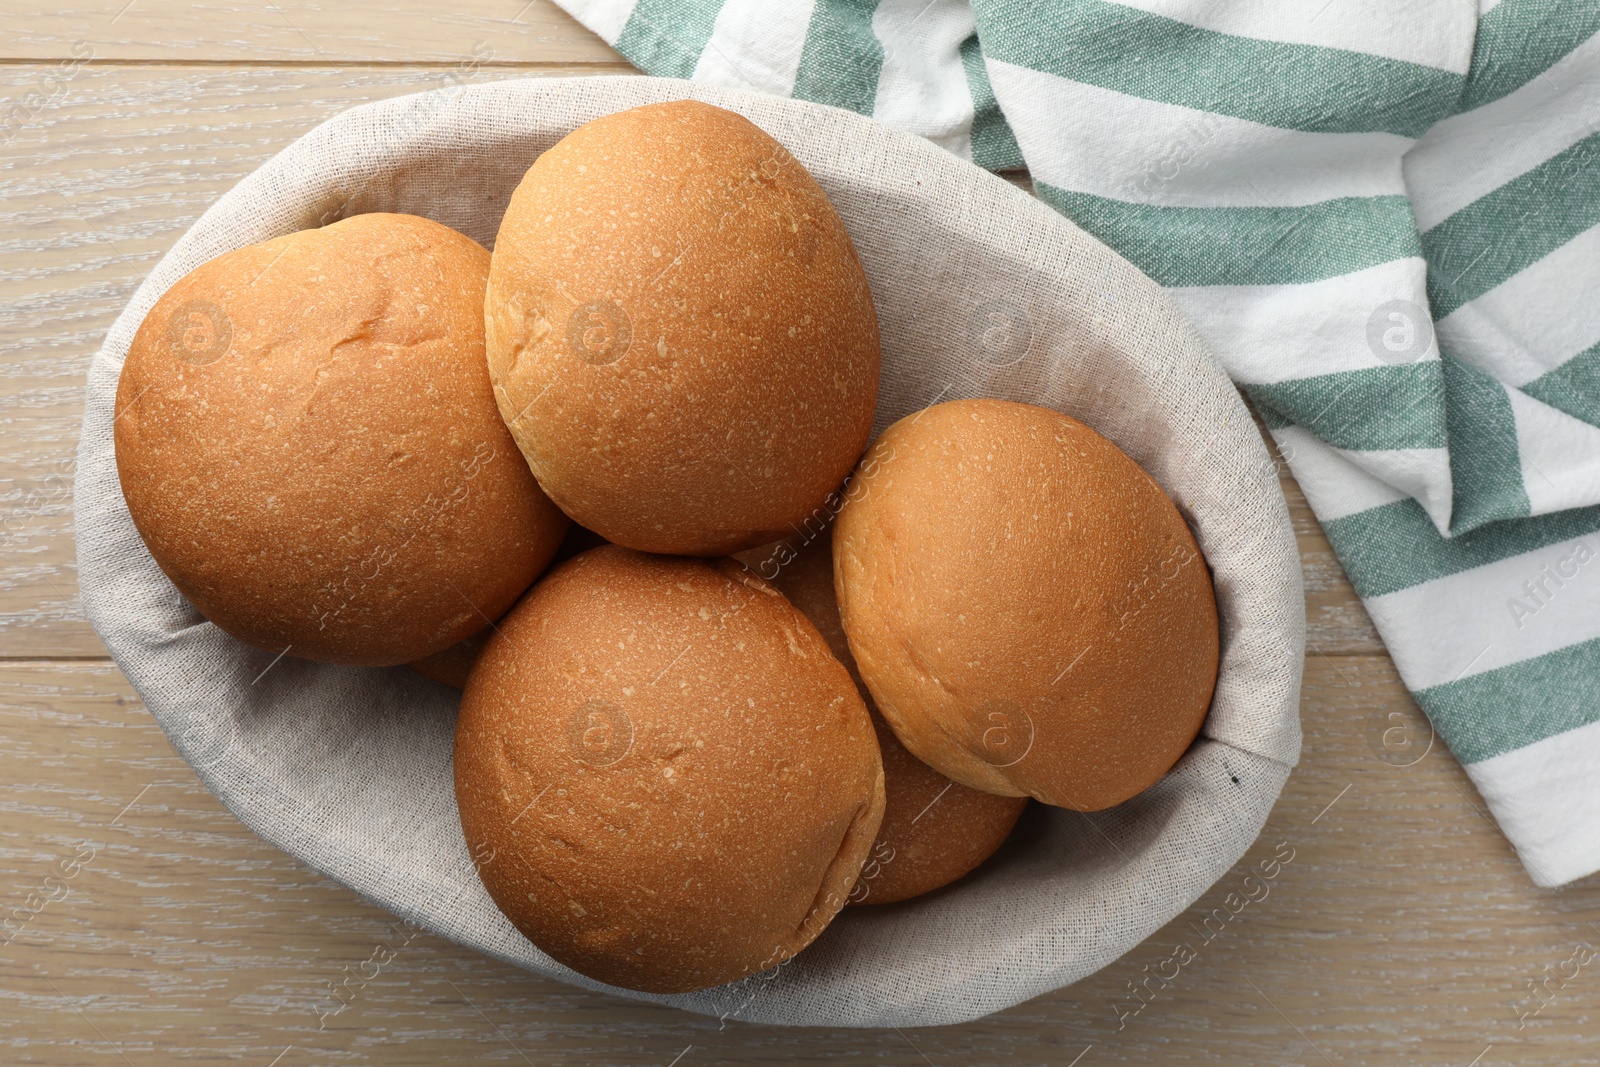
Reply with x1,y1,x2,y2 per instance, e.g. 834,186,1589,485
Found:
834,399,1219,811
737,536,1026,905
114,213,568,666
485,100,879,555
409,524,608,688
454,546,884,994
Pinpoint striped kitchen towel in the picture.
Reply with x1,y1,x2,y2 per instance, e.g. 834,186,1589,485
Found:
554,0,1600,887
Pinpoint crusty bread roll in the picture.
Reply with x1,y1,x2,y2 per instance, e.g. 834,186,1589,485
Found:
834,399,1219,812
409,523,608,688
454,545,885,994
485,100,880,556
115,213,568,666
737,536,1026,905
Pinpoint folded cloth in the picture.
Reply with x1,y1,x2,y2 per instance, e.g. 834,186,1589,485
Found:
555,0,1600,886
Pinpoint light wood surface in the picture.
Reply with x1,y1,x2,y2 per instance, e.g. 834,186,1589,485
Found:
5,1,621,64
3,9,1597,1065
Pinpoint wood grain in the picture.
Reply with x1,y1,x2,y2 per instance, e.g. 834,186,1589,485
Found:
4,2,622,64
1,31,1592,1066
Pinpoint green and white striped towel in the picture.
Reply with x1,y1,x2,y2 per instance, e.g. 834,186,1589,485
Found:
555,0,1600,887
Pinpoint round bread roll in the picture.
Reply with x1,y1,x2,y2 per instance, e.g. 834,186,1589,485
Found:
409,523,609,688
486,100,880,555
737,536,1026,906
454,546,885,994
834,399,1219,812
115,213,568,666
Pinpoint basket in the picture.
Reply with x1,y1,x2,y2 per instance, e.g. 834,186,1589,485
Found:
74,76,1304,1028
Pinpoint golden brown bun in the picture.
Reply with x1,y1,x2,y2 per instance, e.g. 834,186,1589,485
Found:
485,100,880,556
736,536,1026,905
834,399,1219,812
114,213,568,666
454,545,885,994
409,524,609,688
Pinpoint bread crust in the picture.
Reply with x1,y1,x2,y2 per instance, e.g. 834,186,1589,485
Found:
409,523,609,687
114,212,568,665
485,100,879,556
737,535,1026,905
454,546,885,993
833,399,1219,811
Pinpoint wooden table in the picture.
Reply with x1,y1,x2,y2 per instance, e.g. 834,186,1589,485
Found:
4,6,1598,1064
